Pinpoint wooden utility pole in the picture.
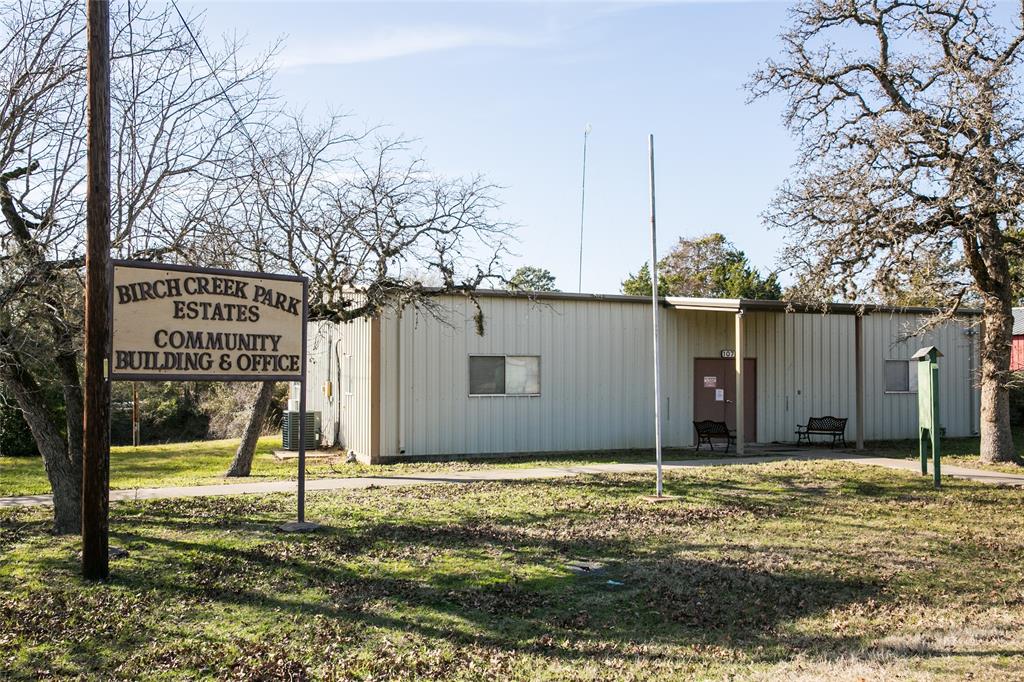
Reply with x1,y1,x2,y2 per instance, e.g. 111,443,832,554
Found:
82,0,111,581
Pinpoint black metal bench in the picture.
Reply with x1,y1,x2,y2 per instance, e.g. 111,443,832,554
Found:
796,416,848,448
693,420,736,453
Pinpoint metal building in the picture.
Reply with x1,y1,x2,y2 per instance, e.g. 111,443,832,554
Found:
305,290,980,463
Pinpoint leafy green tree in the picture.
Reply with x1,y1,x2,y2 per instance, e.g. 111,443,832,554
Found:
507,266,558,292
0,394,39,457
622,263,670,297
621,234,780,299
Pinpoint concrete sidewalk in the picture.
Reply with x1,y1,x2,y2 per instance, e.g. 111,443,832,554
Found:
2,451,1021,509
837,456,1024,487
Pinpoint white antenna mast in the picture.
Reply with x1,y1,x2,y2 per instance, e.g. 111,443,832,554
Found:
577,124,592,292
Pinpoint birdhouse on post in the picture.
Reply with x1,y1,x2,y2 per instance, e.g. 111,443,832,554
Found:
911,346,943,488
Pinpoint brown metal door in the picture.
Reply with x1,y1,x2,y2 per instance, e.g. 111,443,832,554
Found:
693,358,756,442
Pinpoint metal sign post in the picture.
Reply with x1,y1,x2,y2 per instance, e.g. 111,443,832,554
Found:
283,279,317,532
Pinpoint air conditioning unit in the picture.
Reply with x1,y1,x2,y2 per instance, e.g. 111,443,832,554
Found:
282,411,320,451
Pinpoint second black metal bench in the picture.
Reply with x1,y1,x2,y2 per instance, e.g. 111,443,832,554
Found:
796,416,848,448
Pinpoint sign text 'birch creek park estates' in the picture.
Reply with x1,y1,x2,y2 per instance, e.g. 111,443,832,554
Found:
110,262,306,381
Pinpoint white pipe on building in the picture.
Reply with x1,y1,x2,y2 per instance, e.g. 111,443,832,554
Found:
397,310,405,454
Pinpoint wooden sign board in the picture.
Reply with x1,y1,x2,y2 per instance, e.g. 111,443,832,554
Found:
110,261,307,381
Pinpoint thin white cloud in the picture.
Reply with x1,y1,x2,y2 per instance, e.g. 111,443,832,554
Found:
277,24,542,68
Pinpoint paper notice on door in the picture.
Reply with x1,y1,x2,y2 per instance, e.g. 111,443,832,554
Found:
704,376,717,388
715,388,725,402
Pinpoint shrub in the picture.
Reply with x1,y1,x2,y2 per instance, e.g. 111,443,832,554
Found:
0,397,37,457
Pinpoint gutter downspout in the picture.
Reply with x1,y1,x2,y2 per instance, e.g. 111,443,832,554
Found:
967,327,978,435
333,334,343,447
397,310,405,455
369,316,382,464
855,314,865,450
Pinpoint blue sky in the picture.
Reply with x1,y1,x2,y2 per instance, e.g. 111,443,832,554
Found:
189,1,799,294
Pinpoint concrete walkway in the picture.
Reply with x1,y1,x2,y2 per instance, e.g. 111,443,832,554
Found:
2,451,1021,509
836,455,1024,487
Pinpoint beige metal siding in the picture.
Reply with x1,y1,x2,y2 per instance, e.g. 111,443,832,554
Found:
372,295,979,458
305,316,375,458
305,321,338,447
379,310,400,458
379,296,677,457
670,310,856,444
671,310,976,444
862,313,977,439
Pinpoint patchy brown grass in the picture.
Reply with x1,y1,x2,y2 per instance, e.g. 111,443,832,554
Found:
1,459,1023,680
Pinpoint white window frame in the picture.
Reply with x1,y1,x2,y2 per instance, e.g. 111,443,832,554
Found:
884,359,918,394
468,354,541,397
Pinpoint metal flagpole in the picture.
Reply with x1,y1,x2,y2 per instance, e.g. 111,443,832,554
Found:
83,0,112,580
648,134,663,497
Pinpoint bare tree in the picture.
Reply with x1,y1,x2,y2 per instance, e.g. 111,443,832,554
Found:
215,118,512,475
224,380,277,477
0,0,275,531
749,0,1024,464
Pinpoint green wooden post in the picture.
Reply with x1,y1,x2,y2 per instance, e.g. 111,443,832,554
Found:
919,424,928,475
931,355,941,487
912,346,942,488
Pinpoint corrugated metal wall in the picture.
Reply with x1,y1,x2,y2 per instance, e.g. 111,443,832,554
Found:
1011,336,1024,371
305,321,338,446
374,298,979,458
378,296,678,458
670,310,978,444
312,295,980,460
670,310,859,444
861,312,977,439
305,316,375,458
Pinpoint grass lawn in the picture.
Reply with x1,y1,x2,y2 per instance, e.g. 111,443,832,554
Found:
0,437,690,498
1,436,290,497
2,459,1023,680
866,428,1024,475
4,431,1022,499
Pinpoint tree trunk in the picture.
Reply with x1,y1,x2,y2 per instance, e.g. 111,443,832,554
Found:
49,319,84,464
978,296,1018,464
225,381,276,477
0,349,81,533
